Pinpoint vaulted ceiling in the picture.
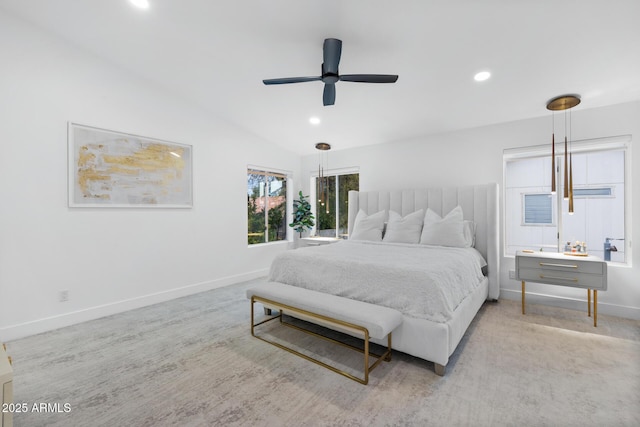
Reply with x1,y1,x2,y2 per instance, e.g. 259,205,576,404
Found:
2,0,640,155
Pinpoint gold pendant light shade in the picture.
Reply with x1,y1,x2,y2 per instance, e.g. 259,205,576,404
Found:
551,133,556,194
568,152,574,213
547,94,580,214
316,143,331,214
563,136,569,200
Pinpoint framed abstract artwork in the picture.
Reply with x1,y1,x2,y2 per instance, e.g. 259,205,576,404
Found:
68,123,193,208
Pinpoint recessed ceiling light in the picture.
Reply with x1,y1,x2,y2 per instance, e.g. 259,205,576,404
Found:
474,71,491,82
129,0,150,10
309,117,321,125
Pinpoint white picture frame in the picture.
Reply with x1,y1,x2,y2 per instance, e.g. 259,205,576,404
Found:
68,123,193,208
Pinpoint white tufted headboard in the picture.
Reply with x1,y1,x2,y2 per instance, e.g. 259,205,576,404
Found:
348,183,500,300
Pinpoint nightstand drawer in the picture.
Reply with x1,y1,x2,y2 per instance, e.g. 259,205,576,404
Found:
517,255,604,275
517,267,606,290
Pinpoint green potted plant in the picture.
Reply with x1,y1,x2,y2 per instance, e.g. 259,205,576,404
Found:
289,191,315,238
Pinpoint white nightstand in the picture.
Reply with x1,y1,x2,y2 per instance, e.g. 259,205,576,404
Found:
300,237,342,247
515,250,607,327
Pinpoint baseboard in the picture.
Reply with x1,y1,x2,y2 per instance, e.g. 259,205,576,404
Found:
500,288,640,320
1,269,268,341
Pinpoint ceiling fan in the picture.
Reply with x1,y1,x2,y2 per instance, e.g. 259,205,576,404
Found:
262,38,398,106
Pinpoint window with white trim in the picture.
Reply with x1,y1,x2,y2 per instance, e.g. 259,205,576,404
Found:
523,193,554,225
247,168,289,245
504,136,629,263
310,169,359,238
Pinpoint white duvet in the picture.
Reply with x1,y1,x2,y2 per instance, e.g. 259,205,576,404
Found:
268,240,487,323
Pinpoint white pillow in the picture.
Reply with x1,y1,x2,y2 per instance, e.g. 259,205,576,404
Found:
420,206,467,247
383,209,424,244
463,220,477,247
350,210,386,241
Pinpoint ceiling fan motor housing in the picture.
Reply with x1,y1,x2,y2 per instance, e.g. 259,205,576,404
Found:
321,68,339,84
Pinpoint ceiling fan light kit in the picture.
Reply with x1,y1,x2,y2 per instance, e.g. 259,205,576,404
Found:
263,38,398,106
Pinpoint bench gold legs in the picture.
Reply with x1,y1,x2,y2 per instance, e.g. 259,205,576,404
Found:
251,296,392,385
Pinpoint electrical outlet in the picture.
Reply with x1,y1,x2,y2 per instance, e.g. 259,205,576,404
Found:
58,290,69,302
509,270,516,279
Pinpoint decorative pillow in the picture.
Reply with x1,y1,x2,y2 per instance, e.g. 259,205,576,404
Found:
420,206,468,247
463,220,477,247
383,209,424,244
350,209,386,241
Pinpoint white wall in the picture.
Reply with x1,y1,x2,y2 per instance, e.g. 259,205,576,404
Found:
302,101,640,320
0,12,300,340
2,10,637,344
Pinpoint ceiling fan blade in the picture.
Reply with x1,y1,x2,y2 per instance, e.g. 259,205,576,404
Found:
323,83,336,106
339,74,399,83
322,38,342,75
263,76,321,85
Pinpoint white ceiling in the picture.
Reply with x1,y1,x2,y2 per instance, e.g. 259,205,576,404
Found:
3,0,640,155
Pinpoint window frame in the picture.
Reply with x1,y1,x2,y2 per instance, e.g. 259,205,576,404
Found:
247,166,292,246
503,135,631,265
572,187,614,198
522,192,555,226
309,167,359,239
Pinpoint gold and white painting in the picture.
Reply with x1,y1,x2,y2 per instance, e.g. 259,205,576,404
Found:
68,123,193,207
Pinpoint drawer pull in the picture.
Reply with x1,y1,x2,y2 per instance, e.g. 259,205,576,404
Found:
7,356,12,365
540,274,578,282
539,262,578,269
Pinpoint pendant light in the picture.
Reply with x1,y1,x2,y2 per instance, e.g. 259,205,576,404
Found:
568,107,574,214
315,142,331,214
550,113,556,194
546,94,580,214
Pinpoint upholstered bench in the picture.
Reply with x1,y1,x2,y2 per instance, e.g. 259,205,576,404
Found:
246,282,403,385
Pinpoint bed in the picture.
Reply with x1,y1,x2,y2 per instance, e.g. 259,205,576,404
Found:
268,183,499,375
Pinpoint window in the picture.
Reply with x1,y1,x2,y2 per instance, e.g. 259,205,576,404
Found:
523,193,553,225
504,136,629,263
247,168,288,245
573,187,613,197
310,170,359,238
